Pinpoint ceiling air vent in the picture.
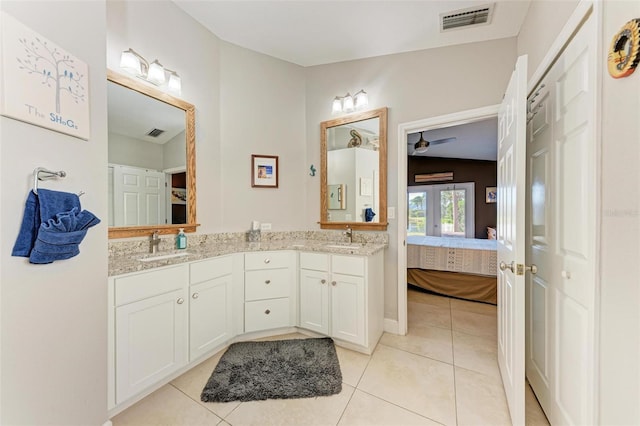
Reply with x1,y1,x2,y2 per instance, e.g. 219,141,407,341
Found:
146,128,165,138
441,4,494,31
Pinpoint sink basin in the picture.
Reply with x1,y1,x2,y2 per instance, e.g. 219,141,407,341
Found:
325,244,363,249
138,252,191,262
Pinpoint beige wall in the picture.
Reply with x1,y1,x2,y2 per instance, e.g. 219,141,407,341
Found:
517,0,580,80
305,38,517,318
107,0,222,234
108,132,164,170
219,42,307,231
598,2,640,424
0,1,108,424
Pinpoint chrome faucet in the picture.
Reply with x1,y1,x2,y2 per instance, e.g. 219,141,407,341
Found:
344,227,353,244
150,231,161,254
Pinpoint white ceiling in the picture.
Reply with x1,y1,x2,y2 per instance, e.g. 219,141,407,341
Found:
407,117,498,161
107,81,185,145
173,0,531,67
170,1,522,160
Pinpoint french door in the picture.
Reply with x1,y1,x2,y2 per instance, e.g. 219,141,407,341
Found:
407,182,474,238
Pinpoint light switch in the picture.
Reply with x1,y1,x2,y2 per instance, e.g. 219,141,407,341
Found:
388,207,396,219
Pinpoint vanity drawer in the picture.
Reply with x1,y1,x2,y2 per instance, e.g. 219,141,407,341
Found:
114,265,188,306
245,268,290,301
245,251,292,270
190,256,233,285
332,255,365,277
245,298,290,332
299,252,329,272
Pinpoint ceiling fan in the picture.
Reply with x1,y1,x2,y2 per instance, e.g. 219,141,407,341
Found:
411,132,456,155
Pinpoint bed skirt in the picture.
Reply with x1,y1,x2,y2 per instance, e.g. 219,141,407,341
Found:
407,268,497,305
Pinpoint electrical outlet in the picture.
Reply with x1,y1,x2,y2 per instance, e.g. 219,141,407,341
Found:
260,223,272,231
388,207,396,219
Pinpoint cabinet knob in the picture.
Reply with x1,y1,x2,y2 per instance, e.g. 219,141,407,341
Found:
561,270,572,279
192,293,199,299
177,298,184,305
265,309,271,315
321,279,326,284
331,281,337,286
265,279,271,284
264,258,271,264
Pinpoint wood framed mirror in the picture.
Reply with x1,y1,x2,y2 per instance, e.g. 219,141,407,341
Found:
320,107,388,230
107,69,197,238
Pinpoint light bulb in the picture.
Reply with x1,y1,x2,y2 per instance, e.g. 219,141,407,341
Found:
120,49,142,76
147,60,166,85
342,93,354,112
354,90,368,109
331,96,342,114
168,72,181,94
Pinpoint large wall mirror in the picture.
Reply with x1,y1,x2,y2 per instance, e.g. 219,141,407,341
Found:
320,107,388,230
107,70,197,238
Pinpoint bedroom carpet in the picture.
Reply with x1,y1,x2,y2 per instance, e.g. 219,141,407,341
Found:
200,337,342,403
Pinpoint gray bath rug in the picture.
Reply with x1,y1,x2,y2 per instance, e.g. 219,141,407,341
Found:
201,337,342,403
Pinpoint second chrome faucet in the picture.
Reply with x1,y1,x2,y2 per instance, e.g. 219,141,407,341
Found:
150,230,161,254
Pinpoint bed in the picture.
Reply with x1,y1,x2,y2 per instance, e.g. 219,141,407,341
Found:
407,236,497,304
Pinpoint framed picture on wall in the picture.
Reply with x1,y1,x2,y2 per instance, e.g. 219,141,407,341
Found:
251,154,279,188
486,186,497,203
171,188,187,205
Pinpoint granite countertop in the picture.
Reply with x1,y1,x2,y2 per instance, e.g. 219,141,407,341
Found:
109,239,387,277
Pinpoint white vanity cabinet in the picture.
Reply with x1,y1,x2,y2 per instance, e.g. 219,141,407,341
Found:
188,255,235,361
299,251,384,353
244,251,296,333
112,264,189,405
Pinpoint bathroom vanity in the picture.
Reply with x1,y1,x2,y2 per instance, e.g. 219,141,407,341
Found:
107,235,385,415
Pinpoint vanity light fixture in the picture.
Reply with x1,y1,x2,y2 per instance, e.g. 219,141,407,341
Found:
331,89,368,114
119,48,182,95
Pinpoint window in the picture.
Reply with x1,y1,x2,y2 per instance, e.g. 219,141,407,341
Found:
408,182,475,238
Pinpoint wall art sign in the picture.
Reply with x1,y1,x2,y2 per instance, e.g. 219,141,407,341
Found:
607,18,640,79
251,154,279,188
0,12,90,140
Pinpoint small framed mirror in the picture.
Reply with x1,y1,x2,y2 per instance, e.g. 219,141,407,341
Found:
320,107,388,230
107,70,197,238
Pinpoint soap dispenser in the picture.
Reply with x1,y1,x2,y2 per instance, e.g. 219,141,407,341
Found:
176,228,187,249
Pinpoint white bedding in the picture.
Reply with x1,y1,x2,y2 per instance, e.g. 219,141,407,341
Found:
407,236,497,276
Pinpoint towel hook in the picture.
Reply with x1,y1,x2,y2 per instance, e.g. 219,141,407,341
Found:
32,167,85,197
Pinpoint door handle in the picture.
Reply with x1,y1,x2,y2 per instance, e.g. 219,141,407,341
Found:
523,264,538,274
499,261,515,273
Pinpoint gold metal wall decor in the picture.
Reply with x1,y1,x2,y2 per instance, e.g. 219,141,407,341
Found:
607,18,640,78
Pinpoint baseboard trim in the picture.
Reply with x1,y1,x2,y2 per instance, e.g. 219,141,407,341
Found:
383,318,399,334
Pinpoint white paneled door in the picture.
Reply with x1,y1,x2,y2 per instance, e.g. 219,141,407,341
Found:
112,165,166,226
526,13,597,426
497,54,527,425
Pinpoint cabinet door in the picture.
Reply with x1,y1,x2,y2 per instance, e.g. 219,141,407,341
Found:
115,288,188,404
299,269,329,335
190,274,233,361
330,273,365,345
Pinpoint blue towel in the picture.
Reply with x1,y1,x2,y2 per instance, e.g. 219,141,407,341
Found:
12,189,100,264
364,207,376,222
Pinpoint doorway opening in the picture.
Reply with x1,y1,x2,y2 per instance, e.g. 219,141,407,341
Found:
396,105,499,335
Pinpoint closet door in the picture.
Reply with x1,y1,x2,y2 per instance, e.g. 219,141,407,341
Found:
525,13,597,426
526,75,554,415
550,13,597,426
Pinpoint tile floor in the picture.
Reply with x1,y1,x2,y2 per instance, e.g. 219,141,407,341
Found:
112,287,550,426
